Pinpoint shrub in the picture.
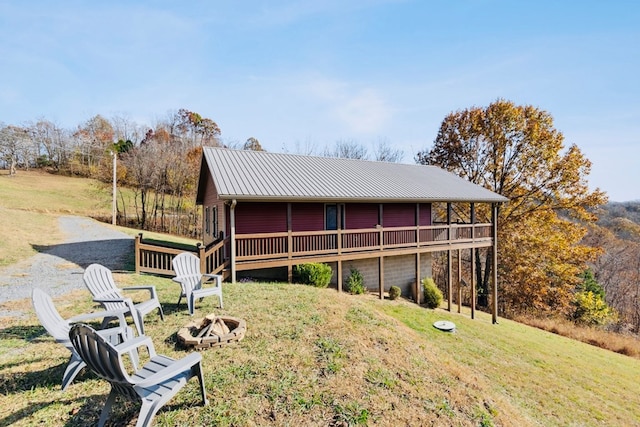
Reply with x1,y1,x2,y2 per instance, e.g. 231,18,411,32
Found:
345,268,366,295
572,291,618,326
293,263,332,288
388,286,401,300
422,277,443,309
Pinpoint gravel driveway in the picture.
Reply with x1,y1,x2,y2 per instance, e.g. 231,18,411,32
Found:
0,216,133,317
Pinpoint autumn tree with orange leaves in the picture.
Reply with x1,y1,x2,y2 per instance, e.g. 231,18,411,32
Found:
416,99,607,317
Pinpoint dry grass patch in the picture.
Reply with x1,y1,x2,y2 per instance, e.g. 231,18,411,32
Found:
0,207,62,267
0,170,111,215
516,314,640,359
0,171,111,267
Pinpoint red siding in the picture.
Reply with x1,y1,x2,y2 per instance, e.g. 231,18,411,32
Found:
230,201,430,234
235,202,287,233
419,203,432,226
292,203,325,232
383,203,415,227
345,203,379,229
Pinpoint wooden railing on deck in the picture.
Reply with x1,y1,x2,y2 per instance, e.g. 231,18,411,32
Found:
135,223,492,276
135,234,228,277
235,223,492,262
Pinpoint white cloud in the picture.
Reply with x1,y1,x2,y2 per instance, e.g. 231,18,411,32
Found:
333,88,390,133
302,76,392,134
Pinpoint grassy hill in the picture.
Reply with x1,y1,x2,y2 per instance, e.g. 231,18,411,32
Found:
1,170,640,426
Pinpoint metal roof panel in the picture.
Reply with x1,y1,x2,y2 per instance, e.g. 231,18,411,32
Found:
202,147,508,203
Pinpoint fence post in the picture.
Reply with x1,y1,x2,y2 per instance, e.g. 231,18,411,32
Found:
197,243,206,273
135,233,142,274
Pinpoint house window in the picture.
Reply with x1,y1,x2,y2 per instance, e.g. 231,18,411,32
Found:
212,206,218,238
325,204,345,230
205,206,210,235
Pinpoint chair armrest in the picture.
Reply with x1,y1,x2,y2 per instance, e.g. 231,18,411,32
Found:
93,296,133,304
173,275,200,283
122,285,158,300
68,307,129,327
114,335,155,354
133,352,203,388
96,325,134,341
202,274,222,287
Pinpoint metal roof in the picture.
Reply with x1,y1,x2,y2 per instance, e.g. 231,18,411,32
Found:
199,147,508,203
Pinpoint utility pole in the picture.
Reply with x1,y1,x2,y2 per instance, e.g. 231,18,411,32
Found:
111,151,117,225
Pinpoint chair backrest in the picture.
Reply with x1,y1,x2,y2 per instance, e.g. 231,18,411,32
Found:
172,252,201,277
172,252,203,291
32,288,69,344
84,264,125,310
69,323,134,395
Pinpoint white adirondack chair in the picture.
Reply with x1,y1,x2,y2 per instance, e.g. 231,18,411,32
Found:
69,323,208,427
31,288,133,390
83,263,164,335
172,252,223,316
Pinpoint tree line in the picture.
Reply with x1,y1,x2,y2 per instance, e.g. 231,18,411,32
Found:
0,109,403,238
3,101,636,334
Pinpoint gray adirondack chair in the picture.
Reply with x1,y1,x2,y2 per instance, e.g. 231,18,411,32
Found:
172,252,223,316
69,323,208,427
83,263,164,335
31,288,133,390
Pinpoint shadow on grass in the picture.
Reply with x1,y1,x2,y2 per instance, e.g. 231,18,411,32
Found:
31,239,135,272
0,393,140,427
0,361,74,394
0,324,46,341
156,301,184,316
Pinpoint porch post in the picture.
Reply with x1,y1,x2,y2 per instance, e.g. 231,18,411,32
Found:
415,252,421,304
379,256,385,300
470,203,476,240
470,247,476,319
337,260,343,293
230,199,237,284
447,202,452,311
492,203,499,324
447,249,452,311
134,233,141,274
415,203,420,247
287,203,293,283
457,248,462,313
470,202,476,319
198,243,206,273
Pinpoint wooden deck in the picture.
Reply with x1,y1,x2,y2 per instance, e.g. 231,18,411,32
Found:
135,222,494,278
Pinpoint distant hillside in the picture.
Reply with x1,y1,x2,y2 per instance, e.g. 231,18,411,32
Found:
595,201,640,242
582,202,640,333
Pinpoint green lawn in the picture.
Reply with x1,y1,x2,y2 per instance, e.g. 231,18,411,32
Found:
1,276,640,426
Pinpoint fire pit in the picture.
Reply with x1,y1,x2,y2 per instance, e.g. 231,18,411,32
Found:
177,314,246,349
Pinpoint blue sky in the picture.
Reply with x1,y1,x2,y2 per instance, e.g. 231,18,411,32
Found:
1,1,638,201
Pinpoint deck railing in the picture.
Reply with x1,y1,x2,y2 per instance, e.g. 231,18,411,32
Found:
235,223,492,261
135,234,228,277
135,223,493,277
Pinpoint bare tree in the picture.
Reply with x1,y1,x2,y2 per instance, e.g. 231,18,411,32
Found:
373,138,403,162
243,137,264,151
0,124,30,175
282,138,318,156
28,119,69,170
324,139,368,159
111,114,145,145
